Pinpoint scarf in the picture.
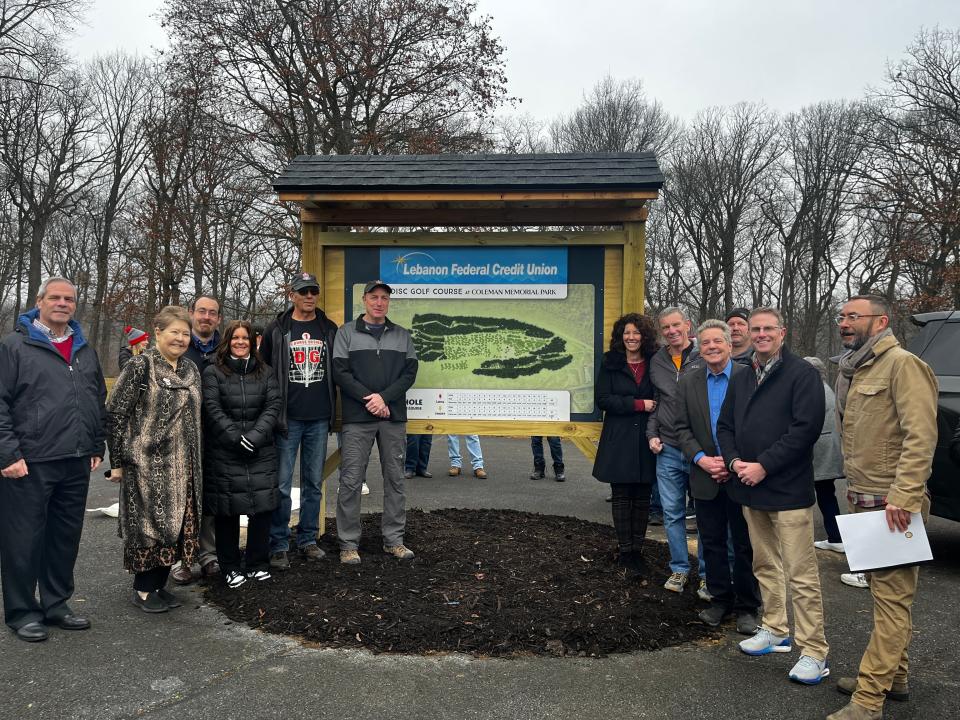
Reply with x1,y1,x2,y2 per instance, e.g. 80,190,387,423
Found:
835,328,892,423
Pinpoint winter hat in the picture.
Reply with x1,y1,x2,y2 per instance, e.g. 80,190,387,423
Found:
124,325,150,347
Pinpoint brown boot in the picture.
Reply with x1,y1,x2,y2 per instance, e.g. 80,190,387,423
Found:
837,677,909,702
826,702,883,720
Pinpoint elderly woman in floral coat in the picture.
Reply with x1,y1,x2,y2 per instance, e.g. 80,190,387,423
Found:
107,306,203,613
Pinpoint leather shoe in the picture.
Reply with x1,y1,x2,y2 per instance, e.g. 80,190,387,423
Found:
403,469,415,479
448,466,461,476
418,470,433,478
16,621,48,642
201,561,220,578
736,611,760,635
170,563,195,585
837,676,908,702
698,605,732,627
474,468,488,479
47,613,91,631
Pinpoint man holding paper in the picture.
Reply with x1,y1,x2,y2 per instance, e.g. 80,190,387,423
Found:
827,295,938,720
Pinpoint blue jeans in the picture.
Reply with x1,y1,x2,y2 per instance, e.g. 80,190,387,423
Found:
270,418,329,553
656,443,692,574
405,434,433,473
448,435,483,470
531,436,563,467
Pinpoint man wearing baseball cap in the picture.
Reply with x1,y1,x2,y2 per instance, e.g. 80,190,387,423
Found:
725,308,754,366
261,271,339,569
332,280,418,565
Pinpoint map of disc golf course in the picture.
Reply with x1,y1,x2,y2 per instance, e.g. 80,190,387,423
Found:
352,284,596,414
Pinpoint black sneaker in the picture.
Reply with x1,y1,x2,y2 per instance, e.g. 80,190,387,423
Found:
156,587,183,609
649,514,664,526
132,590,168,613
553,464,566,482
269,551,290,570
529,466,546,480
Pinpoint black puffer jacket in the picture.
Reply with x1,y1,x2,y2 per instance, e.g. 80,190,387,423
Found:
201,356,282,516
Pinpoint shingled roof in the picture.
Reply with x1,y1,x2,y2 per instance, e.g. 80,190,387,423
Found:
273,152,664,193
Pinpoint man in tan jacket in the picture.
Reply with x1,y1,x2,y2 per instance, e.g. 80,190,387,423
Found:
827,294,938,720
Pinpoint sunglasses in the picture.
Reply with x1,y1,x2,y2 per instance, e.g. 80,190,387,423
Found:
296,288,320,296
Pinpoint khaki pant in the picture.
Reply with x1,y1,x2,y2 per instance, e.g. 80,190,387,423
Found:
849,500,926,712
743,506,829,660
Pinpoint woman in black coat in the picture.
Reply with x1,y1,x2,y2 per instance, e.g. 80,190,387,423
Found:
592,313,659,575
202,320,282,588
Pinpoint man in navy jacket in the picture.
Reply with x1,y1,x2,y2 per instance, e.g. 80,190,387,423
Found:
0,277,106,642
717,307,829,685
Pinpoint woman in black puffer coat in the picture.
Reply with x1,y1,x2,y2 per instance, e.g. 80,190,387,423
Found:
202,320,282,588
592,313,659,577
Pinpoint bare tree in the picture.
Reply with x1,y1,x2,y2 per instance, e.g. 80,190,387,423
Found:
0,0,86,80
864,27,960,311
551,75,679,156
663,103,783,318
163,0,510,175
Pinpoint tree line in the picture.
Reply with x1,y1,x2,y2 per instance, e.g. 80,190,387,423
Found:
1,1,957,371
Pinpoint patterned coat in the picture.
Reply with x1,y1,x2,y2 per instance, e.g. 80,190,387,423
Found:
107,347,203,549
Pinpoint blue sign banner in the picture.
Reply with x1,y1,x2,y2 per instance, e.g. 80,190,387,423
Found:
379,247,568,299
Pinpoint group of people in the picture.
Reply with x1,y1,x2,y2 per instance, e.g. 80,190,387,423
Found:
590,298,938,720
0,275,943,720
0,274,422,633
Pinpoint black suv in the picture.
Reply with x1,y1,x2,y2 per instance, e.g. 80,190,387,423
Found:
908,311,960,522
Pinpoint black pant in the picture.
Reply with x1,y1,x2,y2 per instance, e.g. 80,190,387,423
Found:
404,434,433,474
815,478,842,544
531,436,563,468
0,457,89,629
695,486,760,613
215,512,272,574
610,482,652,552
134,566,171,593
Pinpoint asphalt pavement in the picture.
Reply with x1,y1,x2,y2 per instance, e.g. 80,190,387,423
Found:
1,436,958,720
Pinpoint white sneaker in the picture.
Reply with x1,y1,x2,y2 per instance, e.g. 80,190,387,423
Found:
739,627,792,655
246,569,271,581
788,655,830,685
814,539,845,553
663,571,689,593
361,482,370,495
841,572,869,588
225,570,246,589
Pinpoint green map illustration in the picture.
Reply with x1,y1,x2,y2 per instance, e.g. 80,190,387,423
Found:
351,284,596,413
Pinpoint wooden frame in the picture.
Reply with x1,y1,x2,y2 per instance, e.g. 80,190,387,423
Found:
285,186,655,530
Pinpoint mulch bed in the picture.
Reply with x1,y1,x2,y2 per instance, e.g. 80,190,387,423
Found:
203,508,717,658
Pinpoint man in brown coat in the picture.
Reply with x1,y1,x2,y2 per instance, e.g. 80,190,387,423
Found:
827,294,938,720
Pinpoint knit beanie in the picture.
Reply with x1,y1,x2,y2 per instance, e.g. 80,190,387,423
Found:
124,326,150,347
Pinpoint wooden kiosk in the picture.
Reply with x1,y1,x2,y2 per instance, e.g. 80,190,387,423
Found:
273,153,663,525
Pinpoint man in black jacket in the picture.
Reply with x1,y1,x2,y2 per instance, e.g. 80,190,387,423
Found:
0,277,106,642
332,281,418,565
260,272,338,570
717,306,829,685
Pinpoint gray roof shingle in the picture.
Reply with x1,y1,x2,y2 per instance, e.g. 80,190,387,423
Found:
273,152,663,193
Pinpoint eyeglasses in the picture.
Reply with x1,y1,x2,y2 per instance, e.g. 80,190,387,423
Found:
749,326,781,334
835,313,883,325
296,288,320,296
194,309,219,317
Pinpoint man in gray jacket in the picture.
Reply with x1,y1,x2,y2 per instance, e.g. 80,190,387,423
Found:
647,307,703,593
332,281,418,565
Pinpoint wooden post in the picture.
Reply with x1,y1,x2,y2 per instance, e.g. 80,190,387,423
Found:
622,214,646,314
300,217,332,533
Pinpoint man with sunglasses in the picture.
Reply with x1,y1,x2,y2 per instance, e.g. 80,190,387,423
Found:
261,272,338,570
827,296,937,720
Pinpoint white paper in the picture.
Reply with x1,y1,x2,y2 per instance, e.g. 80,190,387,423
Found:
836,511,932,572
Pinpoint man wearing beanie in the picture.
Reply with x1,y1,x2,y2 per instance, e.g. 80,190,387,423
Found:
725,308,754,366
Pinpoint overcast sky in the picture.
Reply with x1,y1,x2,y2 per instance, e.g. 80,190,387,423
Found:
69,0,960,121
